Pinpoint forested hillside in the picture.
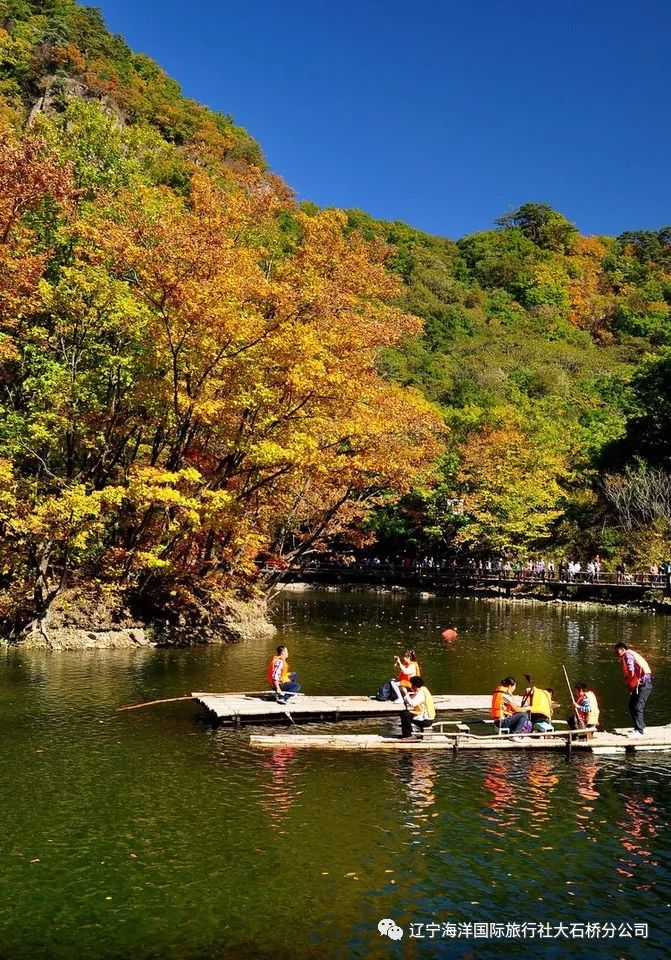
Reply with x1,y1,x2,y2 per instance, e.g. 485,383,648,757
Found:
0,0,440,637
346,207,671,565
0,1,669,641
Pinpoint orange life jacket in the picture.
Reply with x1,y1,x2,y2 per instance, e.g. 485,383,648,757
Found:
491,686,514,719
267,655,289,686
621,649,652,690
398,659,420,689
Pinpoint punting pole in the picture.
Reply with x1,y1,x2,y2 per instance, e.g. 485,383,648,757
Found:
117,695,194,712
118,690,295,712
562,664,582,729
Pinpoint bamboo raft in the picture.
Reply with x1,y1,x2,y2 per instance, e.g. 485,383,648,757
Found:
192,692,491,724
249,724,671,754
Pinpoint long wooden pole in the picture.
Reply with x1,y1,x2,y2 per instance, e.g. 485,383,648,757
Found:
117,695,194,712
116,690,298,712
562,664,583,728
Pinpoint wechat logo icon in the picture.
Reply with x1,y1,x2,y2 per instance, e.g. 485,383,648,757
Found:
378,918,404,941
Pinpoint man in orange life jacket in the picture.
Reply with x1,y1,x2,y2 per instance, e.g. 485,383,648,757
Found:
615,643,652,737
267,645,300,704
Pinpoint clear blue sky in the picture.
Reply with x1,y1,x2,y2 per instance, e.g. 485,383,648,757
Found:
93,0,670,239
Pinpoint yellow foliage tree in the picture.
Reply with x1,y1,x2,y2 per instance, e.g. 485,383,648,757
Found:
455,417,567,554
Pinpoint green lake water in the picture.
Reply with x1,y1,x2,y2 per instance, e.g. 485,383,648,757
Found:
1,590,671,960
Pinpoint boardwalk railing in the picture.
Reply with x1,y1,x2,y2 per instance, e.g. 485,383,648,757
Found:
267,562,671,592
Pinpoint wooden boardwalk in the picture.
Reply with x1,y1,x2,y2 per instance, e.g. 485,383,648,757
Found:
192,692,490,725
272,563,671,600
249,725,671,754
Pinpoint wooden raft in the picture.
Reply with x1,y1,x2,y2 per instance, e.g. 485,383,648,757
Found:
192,692,490,724
249,724,671,753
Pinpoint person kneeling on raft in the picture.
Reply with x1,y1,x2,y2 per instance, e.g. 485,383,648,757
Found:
267,645,301,704
400,677,436,738
567,683,599,730
491,677,530,735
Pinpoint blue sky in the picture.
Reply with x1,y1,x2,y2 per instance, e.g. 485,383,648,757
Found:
93,0,671,239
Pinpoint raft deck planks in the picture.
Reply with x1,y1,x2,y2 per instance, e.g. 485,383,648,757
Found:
249,725,671,753
192,692,491,724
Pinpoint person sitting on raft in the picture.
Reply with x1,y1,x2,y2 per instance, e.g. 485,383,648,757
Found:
400,677,436,738
390,649,420,701
267,645,301,704
567,683,599,730
521,680,555,730
491,677,530,737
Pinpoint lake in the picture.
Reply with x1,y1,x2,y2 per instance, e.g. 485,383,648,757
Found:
1,590,670,959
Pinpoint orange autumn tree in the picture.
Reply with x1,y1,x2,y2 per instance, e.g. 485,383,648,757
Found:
567,235,613,334
0,141,441,634
84,175,441,594
0,131,74,353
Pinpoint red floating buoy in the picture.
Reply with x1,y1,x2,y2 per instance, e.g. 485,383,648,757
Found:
441,627,458,644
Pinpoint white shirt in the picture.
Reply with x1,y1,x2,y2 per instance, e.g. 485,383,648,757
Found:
406,687,430,721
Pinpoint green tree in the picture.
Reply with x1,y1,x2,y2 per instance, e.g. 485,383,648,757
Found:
496,202,578,252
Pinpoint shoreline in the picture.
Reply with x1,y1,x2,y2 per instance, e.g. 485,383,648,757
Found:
4,590,276,651
277,580,671,615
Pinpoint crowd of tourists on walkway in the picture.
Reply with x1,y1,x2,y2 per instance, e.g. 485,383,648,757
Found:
315,554,671,587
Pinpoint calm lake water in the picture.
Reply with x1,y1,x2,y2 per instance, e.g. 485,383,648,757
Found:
2,590,671,960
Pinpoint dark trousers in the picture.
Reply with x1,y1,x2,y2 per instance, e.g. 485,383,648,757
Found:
629,682,652,733
494,713,528,734
400,712,434,738
271,672,300,694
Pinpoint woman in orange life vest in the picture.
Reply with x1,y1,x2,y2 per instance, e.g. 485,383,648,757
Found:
400,676,436,739
615,642,652,736
490,677,531,738
567,683,600,730
390,650,420,701
267,645,300,704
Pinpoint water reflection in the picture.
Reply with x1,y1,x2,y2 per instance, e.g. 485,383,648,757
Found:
526,758,559,834
260,747,300,833
616,793,660,885
397,754,437,836
481,756,564,849
483,759,515,810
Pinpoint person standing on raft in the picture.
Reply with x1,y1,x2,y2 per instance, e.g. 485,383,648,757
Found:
267,645,301,704
400,677,436,738
615,642,652,737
